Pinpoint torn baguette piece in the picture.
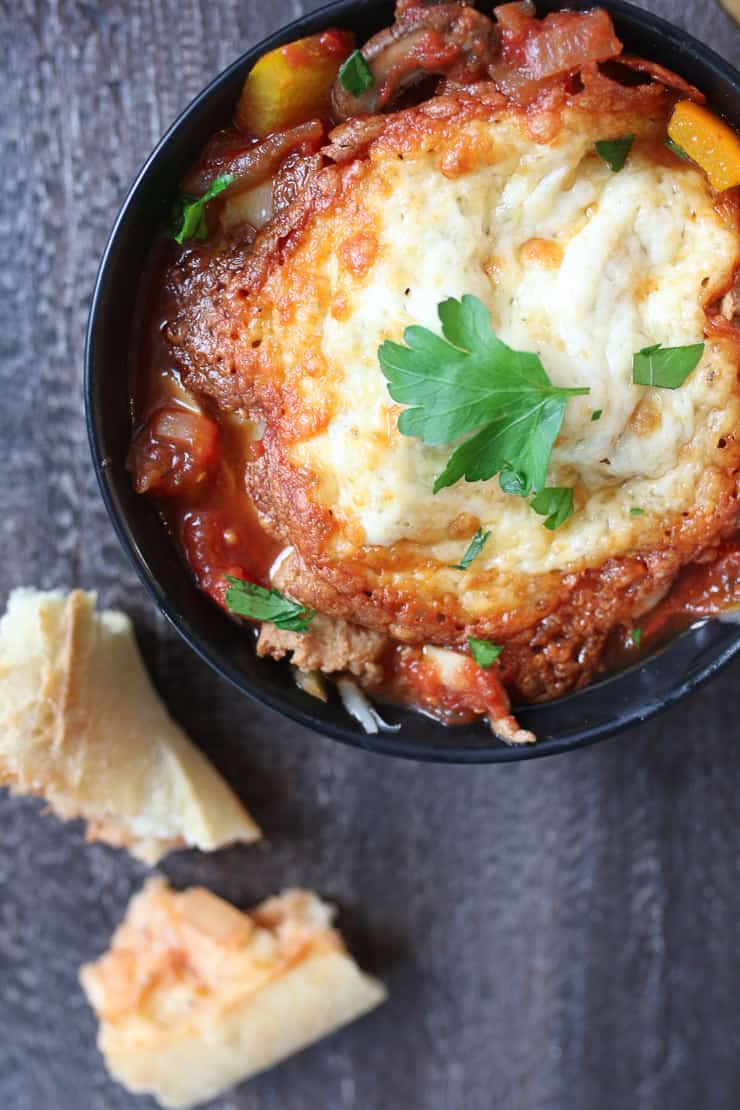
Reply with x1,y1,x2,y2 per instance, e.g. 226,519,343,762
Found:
80,878,387,1108
0,587,260,862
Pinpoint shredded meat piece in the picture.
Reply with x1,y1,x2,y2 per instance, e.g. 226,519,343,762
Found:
490,714,535,746
259,551,389,683
257,614,388,686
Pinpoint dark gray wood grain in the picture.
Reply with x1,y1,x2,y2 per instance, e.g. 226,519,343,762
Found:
1,1,739,1108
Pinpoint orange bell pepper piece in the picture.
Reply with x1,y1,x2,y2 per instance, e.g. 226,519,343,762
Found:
667,99,740,192
235,30,355,138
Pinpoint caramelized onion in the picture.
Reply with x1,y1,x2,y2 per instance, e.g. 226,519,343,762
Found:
181,120,325,198
324,116,387,163
129,406,221,497
489,8,622,103
493,1,535,34
614,55,705,102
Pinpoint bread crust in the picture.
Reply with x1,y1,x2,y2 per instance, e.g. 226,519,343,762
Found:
79,879,386,1108
0,588,261,861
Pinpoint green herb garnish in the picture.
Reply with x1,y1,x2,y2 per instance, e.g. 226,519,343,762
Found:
171,174,233,244
595,134,635,172
379,295,589,497
630,627,642,647
530,487,574,531
338,49,374,96
665,137,690,161
468,638,503,668
591,409,603,422
629,506,645,516
632,342,704,389
449,527,491,571
224,576,314,632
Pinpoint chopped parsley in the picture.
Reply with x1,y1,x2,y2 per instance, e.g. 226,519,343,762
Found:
171,174,233,244
378,294,589,498
449,527,491,571
665,137,690,161
530,487,574,531
630,627,642,647
595,134,635,172
224,576,314,632
338,49,374,96
629,507,645,516
591,409,603,421
468,638,503,668
632,342,704,389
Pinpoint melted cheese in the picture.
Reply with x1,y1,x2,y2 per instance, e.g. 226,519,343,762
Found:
289,112,738,577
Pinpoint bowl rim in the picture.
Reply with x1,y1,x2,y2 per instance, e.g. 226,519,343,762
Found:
85,0,740,764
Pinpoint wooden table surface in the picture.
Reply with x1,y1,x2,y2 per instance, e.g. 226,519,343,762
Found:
2,2,740,1108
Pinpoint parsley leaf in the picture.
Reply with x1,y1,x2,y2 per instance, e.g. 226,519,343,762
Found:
630,627,642,647
449,526,491,570
468,638,502,668
530,487,574,530
591,409,603,421
629,506,645,516
171,174,233,244
632,342,704,389
595,134,635,172
224,576,315,632
379,295,589,496
665,137,690,161
338,49,374,96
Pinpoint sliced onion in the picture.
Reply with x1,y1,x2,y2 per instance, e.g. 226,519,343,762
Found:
523,10,621,80
336,677,400,734
294,668,329,702
489,9,622,102
422,644,468,687
493,2,535,33
182,120,324,198
269,546,295,585
150,407,210,447
220,180,274,233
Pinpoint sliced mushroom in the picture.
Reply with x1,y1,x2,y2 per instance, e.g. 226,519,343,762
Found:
331,1,498,120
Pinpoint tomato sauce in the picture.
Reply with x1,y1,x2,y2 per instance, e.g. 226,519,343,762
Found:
383,645,515,725
130,244,281,611
128,6,740,726
640,540,740,641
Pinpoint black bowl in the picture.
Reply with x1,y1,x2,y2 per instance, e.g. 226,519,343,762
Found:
85,0,740,763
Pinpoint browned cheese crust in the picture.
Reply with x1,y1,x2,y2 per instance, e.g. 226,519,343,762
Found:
162,74,740,701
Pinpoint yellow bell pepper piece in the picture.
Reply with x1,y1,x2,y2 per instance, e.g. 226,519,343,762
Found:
667,99,740,192
236,30,355,138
